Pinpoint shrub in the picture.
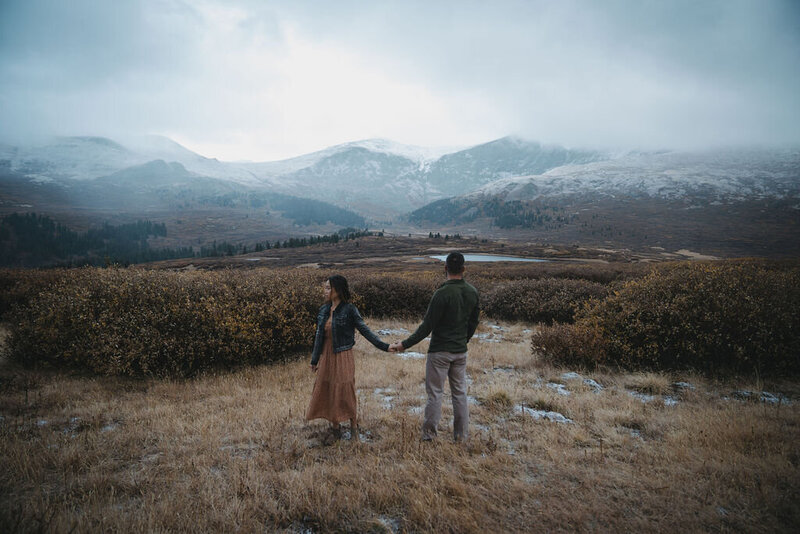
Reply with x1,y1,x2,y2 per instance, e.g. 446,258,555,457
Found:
542,260,800,375
531,321,608,369
481,278,609,323
0,268,67,319
6,268,324,377
349,272,439,318
468,262,647,285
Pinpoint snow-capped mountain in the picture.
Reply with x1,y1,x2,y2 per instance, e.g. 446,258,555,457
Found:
3,134,799,256
465,149,800,203
251,136,609,216
3,135,798,226
340,138,465,166
0,135,273,187
408,147,800,256
424,137,608,196
0,134,609,214
0,137,143,184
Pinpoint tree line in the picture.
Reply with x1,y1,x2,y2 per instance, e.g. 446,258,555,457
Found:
198,228,380,257
0,213,189,267
0,213,380,267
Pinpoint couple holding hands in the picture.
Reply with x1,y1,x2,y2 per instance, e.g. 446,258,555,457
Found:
306,252,480,444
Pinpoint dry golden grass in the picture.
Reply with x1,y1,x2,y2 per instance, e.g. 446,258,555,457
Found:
1,320,798,533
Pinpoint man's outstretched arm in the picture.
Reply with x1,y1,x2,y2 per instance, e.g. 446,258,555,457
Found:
399,293,444,350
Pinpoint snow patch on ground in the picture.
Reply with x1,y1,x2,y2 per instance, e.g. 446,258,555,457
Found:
560,371,604,392
515,405,573,424
376,515,401,534
377,328,409,336
340,429,375,443
628,390,680,406
395,351,426,360
628,391,656,403
373,388,396,409
732,390,792,405
474,332,503,343
547,383,571,396
486,365,515,374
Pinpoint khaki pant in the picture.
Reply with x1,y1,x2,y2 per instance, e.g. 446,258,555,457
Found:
423,351,469,441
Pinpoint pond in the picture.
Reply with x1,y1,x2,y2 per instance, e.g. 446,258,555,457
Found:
429,254,549,263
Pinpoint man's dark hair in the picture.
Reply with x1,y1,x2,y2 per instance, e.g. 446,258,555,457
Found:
445,252,465,274
328,274,351,302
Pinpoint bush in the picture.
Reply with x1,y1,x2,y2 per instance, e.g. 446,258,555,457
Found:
531,322,608,369
0,268,67,319
481,278,609,323
349,272,439,318
535,260,800,375
6,268,324,377
468,262,647,285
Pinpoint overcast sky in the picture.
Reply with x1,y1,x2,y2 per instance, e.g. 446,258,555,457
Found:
1,0,799,161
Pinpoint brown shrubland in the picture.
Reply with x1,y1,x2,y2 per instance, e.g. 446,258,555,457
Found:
3,265,618,377
533,260,800,375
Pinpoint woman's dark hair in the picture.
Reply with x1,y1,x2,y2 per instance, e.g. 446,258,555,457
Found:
445,252,465,274
328,274,351,302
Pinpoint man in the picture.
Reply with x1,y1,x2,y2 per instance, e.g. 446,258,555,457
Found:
389,252,480,442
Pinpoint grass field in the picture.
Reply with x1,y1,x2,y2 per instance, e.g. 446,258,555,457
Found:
1,319,798,533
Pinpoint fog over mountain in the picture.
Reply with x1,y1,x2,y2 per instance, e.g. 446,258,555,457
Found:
1,1,798,160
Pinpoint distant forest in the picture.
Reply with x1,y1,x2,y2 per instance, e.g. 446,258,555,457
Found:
0,213,377,267
0,213,192,267
198,228,378,257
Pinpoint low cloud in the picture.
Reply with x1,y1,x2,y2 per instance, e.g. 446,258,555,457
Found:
1,0,798,160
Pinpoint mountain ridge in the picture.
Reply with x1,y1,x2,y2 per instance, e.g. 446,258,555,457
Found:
0,134,612,216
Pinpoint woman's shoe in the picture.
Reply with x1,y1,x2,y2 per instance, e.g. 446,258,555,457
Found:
322,426,340,446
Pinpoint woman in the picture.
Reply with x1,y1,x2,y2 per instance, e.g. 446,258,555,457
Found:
306,274,388,443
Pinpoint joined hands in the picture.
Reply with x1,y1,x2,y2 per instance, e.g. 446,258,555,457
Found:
388,342,404,353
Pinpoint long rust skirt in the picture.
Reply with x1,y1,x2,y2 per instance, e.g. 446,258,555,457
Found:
306,335,357,424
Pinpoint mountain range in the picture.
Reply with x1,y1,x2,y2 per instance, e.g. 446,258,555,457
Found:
1,134,799,257
0,135,612,217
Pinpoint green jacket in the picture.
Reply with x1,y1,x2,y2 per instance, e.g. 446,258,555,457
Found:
401,278,480,354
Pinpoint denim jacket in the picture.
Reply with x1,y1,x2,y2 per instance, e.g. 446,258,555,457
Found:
311,302,389,365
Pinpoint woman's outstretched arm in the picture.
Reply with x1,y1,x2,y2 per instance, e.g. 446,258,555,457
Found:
351,305,389,351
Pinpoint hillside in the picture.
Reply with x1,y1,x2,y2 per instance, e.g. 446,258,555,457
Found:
410,149,800,257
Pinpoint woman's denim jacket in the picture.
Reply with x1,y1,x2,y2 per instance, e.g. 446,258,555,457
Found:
311,302,389,365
